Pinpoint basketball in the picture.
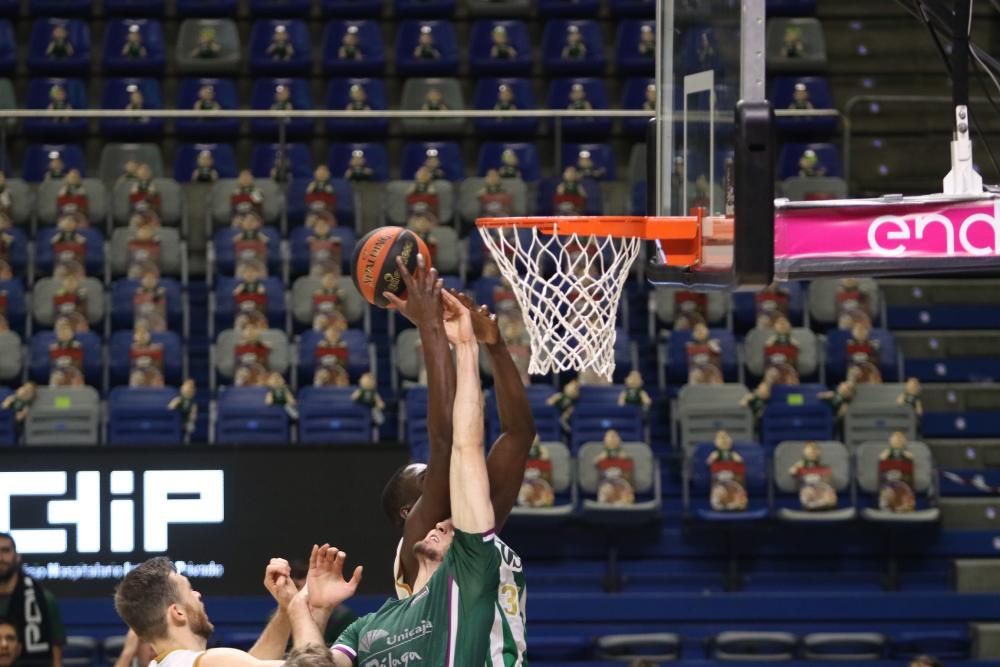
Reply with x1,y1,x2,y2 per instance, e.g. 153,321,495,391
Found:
351,226,432,308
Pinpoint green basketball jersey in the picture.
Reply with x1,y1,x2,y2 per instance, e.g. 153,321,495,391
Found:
392,535,528,666
335,530,500,666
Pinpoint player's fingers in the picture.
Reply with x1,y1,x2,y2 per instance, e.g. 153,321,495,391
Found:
383,291,406,311
395,255,417,289
309,544,318,570
349,565,363,586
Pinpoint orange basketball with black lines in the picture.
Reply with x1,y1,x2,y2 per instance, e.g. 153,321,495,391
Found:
351,226,432,308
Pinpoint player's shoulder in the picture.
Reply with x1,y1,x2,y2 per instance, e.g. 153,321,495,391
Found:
493,535,523,571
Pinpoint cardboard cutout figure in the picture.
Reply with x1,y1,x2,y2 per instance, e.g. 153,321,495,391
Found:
265,371,298,419
2,382,36,423
168,379,198,437
687,322,723,384
547,378,580,432
619,370,652,412
48,319,84,386
312,270,348,332
352,372,385,426
846,321,881,384
878,431,916,512
518,438,555,508
53,273,88,333
478,169,513,217
234,323,271,387
313,324,350,386
129,323,164,388
134,271,167,332
788,441,837,510
740,380,771,423
898,377,924,419
755,283,790,328
707,430,747,511
764,317,800,385
594,430,636,505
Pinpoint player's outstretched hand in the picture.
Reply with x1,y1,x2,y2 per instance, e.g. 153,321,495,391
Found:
451,290,500,345
305,543,363,611
263,557,297,610
441,290,475,346
383,253,443,329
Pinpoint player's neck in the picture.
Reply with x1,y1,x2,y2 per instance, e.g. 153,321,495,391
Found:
411,559,441,593
154,629,208,655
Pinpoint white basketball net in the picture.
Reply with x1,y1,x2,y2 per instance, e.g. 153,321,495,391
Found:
478,223,642,381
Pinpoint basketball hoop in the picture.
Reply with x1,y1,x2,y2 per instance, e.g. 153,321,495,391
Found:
476,215,701,380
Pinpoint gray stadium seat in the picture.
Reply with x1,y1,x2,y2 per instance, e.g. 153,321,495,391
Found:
773,440,855,521
807,277,880,327
677,383,754,451
0,78,15,131
400,78,465,137
843,383,916,449
112,178,182,227
0,331,21,382
291,276,365,328
856,440,939,522
766,17,828,73
973,623,1000,660
215,328,290,379
628,143,646,185
714,631,799,661
955,559,1000,593
426,225,460,274
109,227,183,277
465,0,531,16
24,386,101,446
36,178,108,226
384,180,455,226
743,325,819,378
651,286,729,327
595,633,681,662
32,277,105,327
175,19,241,74
63,636,100,667
940,498,1000,531
99,144,166,188
395,328,423,383
210,178,283,228
510,442,576,519
781,176,848,202
2,177,31,226
576,441,661,521
802,633,886,661
102,636,127,667
354,183,389,235
457,178,528,225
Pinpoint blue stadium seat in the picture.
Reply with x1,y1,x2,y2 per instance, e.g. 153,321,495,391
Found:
731,282,806,333
251,143,313,182
0,386,15,446
0,280,27,337
322,0,382,17
778,142,843,179
175,0,239,16
616,20,656,75
249,78,314,140
476,142,541,181
29,330,103,387
107,387,183,446
621,77,657,137
0,230,27,280
571,404,643,452
175,77,241,140
400,141,463,181
28,0,91,15
395,0,454,17
322,21,386,77
546,77,612,139
405,386,429,462
215,386,290,445
35,226,105,276
468,20,532,76
687,443,769,521
109,330,183,387
560,143,616,181
248,20,312,76
541,20,606,76
473,77,539,139
539,0,599,17
485,384,562,445
298,328,371,382
99,78,165,140
212,230,283,279
395,20,459,77
103,19,166,75
0,21,15,75
324,78,389,139
666,328,739,386
104,0,166,16
328,142,389,182
767,0,817,15
772,76,837,136
286,179,356,227
298,386,373,444
27,19,91,75
23,144,86,183
609,0,653,17
0,0,15,16
760,384,835,448
110,278,183,331
250,0,312,16
173,143,238,182
536,176,603,215
213,276,287,333
630,181,646,214
679,24,725,77
289,222,357,276
24,78,89,141
824,327,899,385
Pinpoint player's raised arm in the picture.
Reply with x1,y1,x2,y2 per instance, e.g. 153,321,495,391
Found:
453,292,536,530
443,291,495,534
383,253,457,586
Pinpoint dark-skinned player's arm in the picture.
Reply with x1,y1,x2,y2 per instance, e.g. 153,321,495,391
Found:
454,292,536,532
383,254,456,590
